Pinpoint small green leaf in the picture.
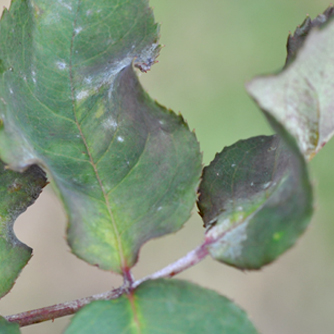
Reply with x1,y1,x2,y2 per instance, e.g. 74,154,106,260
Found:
197,134,313,269
0,317,20,334
0,160,46,298
64,279,259,334
247,9,334,160
0,0,202,273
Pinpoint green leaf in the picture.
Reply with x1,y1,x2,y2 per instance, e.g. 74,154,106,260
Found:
247,10,334,160
64,279,259,334
0,0,202,273
0,160,46,298
197,134,313,269
0,317,20,334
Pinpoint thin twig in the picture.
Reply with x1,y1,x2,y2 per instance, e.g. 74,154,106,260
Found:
133,242,209,288
5,241,209,327
5,288,123,327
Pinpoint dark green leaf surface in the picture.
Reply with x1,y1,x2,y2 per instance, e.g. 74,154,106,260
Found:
247,12,334,160
197,134,313,269
0,317,20,334
0,0,201,273
64,279,259,334
0,160,46,298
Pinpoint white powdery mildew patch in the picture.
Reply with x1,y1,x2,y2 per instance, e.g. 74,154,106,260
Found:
134,43,160,72
74,26,82,35
262,181,271,190
84,76,92,84
208,221,248,261
56,61,67,70
105,56,133,83
80,76,95,92
76,90,89,101
117,136,124,143
102,117,118,130
31,70,37,84
104,56,134,97
247,20,334,160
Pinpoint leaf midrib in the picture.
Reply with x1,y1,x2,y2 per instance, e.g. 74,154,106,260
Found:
68,0,126,271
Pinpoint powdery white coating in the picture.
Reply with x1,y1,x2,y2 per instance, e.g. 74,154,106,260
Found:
76,90,89,100
134,43,160,72
84,77,92,84
117,136,124,143
74,27,82,35
1,145,40,174
210,218,233,233
56,61,67,70
76,56,134,99
0,114,41,171
104,56,133,87
103,117,118,130
262,182,271,190
208,221,248,261
247,20,334,160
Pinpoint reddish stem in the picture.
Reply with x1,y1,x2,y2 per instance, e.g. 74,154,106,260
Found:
5,288,123,327
5,241,210,327
133,243,209,287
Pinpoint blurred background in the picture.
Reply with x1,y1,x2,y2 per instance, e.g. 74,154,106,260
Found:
0,0,334,333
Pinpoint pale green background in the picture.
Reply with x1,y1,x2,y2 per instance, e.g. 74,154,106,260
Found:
0,0,334,333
